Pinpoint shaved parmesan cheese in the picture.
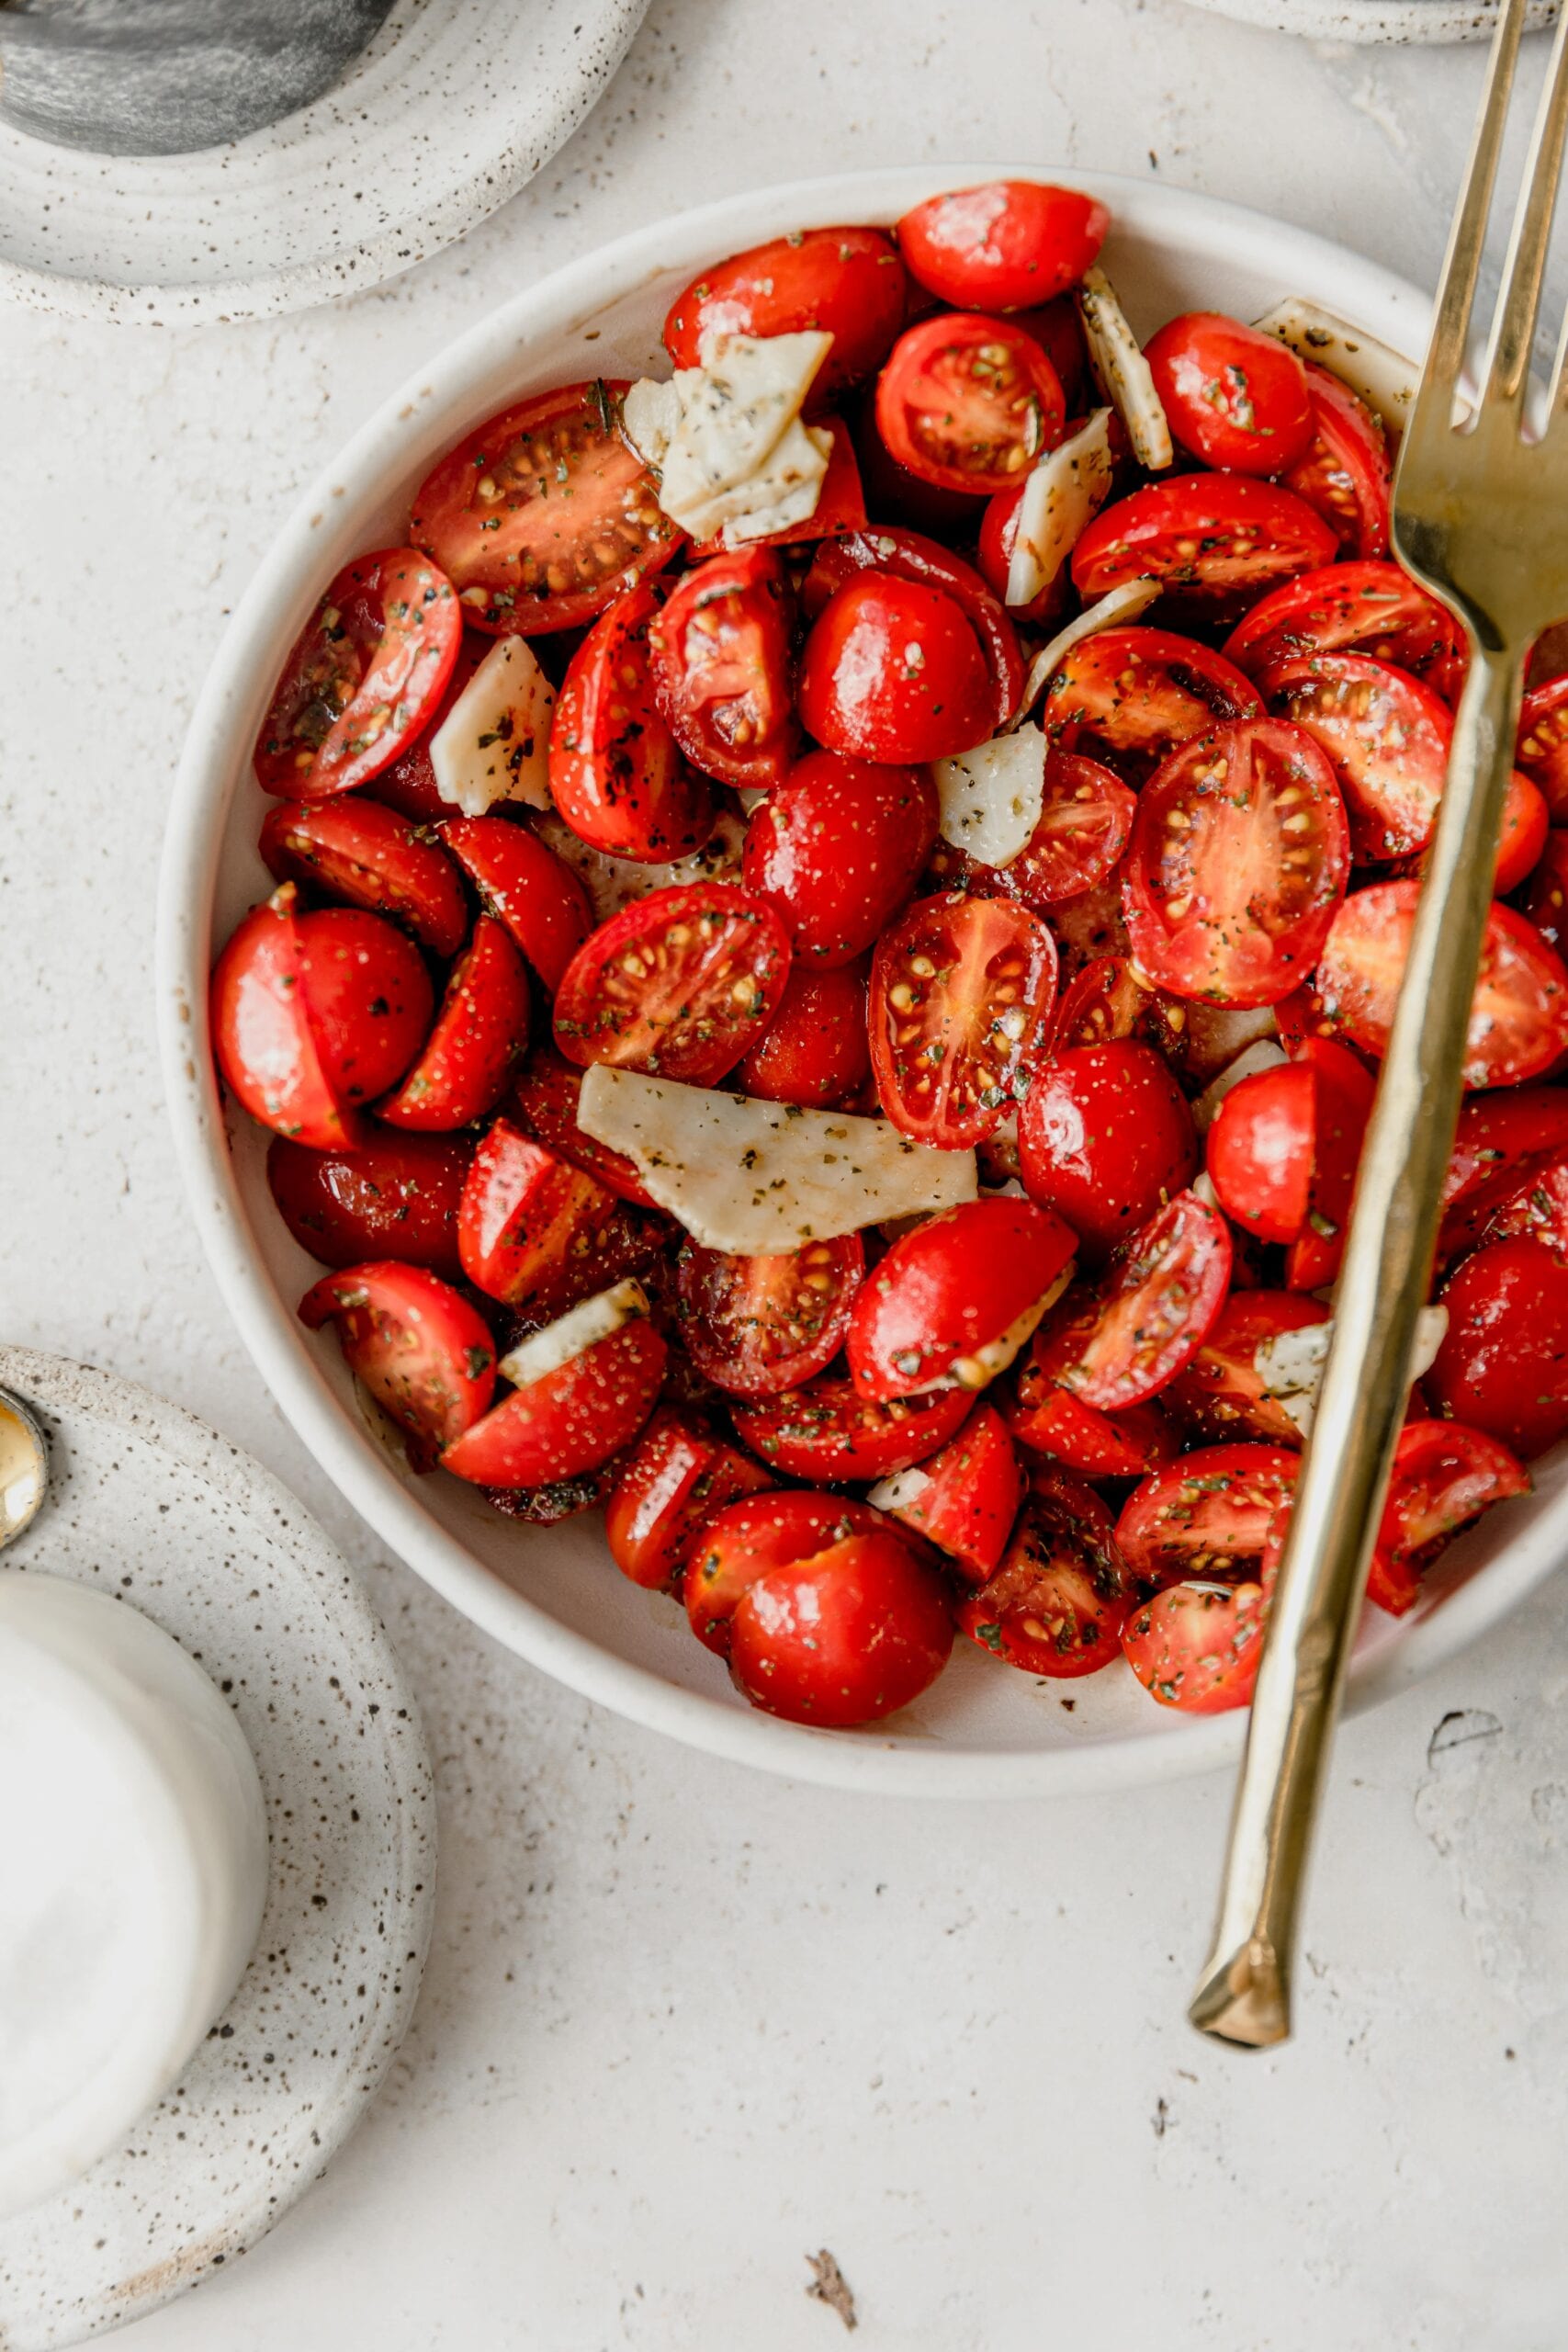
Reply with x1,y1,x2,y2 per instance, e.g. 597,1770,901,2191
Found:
577,1067,977,1255
1004,410,1116,608
1017,578,1162,722
933,726,1046,869
1076,267,1173,471
533,806,746,923
867,1465,932,1515
623,332,833,547
496,1280,649,1391
430,637,554,817
1255,1306,1448,1441
621,377,681,467
1252,298,1418,434
1191,1040,1289,1136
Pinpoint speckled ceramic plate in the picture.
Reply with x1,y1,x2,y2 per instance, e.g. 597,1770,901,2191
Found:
0,0,649,325
0,1346,435,2351
1179,0,1556,40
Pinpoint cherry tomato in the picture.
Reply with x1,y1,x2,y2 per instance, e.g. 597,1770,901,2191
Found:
1018,1040,1196,1261
378,914,531,1131
1047,1190,1232,1413
1013,295,1090,412
875,1403,1023,1583
1164,1290,1330,1444
363,639,484,822
211,888,362,1150
299,1261,495,1469
1007,1340,1180,1476
662,227,908,401
268,1132,471,1281
1278,362,1391,560
548,581,712,863
848,384,981,535
291,905,434,1107
647,548,797,790
798,573,998,763
443,1307,667,1487
729,1376,972,1482
1116,1442,1299,1585
1427,1236,1568,1458
254,548,461,801
930,752,1136,912
458,1119,657,1310
260,797,468,956
1045,628,1263,776
875,312,1066,498
551,881,790,1084
1368,1419,1530,1616
1437,1086,1568,1264
870,891,1057,1148
1522,830,1568,954
1516,672,1568,820
847,1198,1077,1401
1122,1577,1267,1713
1072,476,1337,612
509,1041,658,1207
438,816,592,990
605,1409,774,1591
1282,1036,1377,1289
1051,955,1157,1054
1316,883,1568,1089
1223,560,1466,697
409,380,681,635
1122,718,1349,1009
742,751,938,967
1204,1043,1371,1254
802,526,1024,731
683,1491,884,1655
959,1470,1133,1679
1473,1152,1568,1261
1144,311,1313,475
675,1233,864,1399
734,961,872,1106
896,180,1108,311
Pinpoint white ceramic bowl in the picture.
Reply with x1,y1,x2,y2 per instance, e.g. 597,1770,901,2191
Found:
157,165,1568,1796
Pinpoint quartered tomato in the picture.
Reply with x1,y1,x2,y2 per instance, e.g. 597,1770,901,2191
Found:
409,380,681,635
443,1304,668,1487
1041,1190,1232,1413
959,1470,1133,1678
847,1198,1077,1401
510,1042,658,1207
875,311,1066,497
1278,361,1391,560
457,1120,657,1310
1164,1290,1330,1444
1222,560,1466,698
931,752,1136,912
675,1233,864,1399
1144,311,1313,476
1204,1038,1372,1264
1071,476,1337,611
1316,883,1568,1089
870,891,1057,1148
1122,718,1349,1008
1122,1577,1267,1713
605,1409,774,1591
1018,1040,1197,1261
1044,628,1263,773
741,750,937,967
438,816,592,990
378,914,531,1130
1007,1329,1181,1475
548,582,713,862
729,1376,972,1481
1368,1419,1529,1616
798,573,997,763
268,1131,471,1281
1115,1442,1299,1585
1437,1087,1568,1263
803,526,1024,731
364,639,483,821
734,961,872,1106
874,1403,1023,1583
211,888,362,1150
260,797,468,956
647,548,798,790
292,905,434,1107
662,226,908,400
896,180,1108,311
1427,1236,1568,1458
1516,672,1568,820
299,1261,495,1469
551,881,790,1083
254,549,461,801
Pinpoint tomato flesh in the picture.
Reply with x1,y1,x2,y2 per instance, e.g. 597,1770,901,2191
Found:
1048,1191,1232,1413
457,1119,658,1311
299,1261,495,1469
960,1471,1132,1678
869,891,1057,1148
1018,1039,1198,1262
675,1233,864,1400
1164,1290,1330,1445
878,1403,1023,1583
1369,1419,1530,1616
549,581,713,862
875,311,1066,497
1279,362,1391,560
1116,1442,1299,1585
1122,1578,1267,1713
930,752,1136,913
605,1408,773,1591
443,1313,667,1487
1045,628,1263,775
1072,476,1337,611
551,881,790,1085
648,548,798,790
260,796,468,956
1223,560,1466,696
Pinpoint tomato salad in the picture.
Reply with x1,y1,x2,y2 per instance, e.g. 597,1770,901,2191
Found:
213,181,1558,1734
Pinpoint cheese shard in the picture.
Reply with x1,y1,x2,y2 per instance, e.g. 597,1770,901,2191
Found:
1076,267,1174,471
1017,577,1162,721
430,637,555,817
496,1279,649,1390
577,1067,977,1254
933,726,1047,870
1255,1306,1449,1441
534,805,746,924
622,331,834,548
1252,297,1417,435
1004,410,1116,608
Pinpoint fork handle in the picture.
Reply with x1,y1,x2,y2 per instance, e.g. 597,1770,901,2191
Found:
1189,640,1525,2048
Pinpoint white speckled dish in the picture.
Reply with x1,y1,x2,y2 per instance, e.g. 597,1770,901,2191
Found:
0,0,649,325
1179,0,1557,41
0,1346,434,2352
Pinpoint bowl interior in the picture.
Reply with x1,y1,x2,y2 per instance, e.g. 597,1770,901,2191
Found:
168,167,1568,1793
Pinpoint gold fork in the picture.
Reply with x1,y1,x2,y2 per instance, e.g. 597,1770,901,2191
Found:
1190,0,1568,2050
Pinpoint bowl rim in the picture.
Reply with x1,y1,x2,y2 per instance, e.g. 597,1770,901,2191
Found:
156,161,1564,1797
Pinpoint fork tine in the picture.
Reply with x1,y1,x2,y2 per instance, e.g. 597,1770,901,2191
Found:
1485,0,1568,410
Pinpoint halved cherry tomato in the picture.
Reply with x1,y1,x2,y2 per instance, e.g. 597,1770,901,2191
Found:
211,888,361,1150
457,1120,657,1310
896,180,1108,311
254,548,461,801
662,227,908,401
1144,311,1313,476
438,816,592,990
605,1408,774,1591
1368,1419,1530,1616
260,797,468,956
675,1233,864,1400
959,1469,1132,1678
734,961,872,1106
510,1041,658,1207
1427,1235,1568,1458
1516,672,1568,820
847,1198,1077,1401
548,581,713,862
875,312,1066,497
1072,476,1337,611
1204,1039,1373,1264
849,385,982,537
1316,883,1568,1089
299,1261,495,1469
409,380,681,635
1278,361,1391,560
1115,1442,1298,1584
1222,560,1466,698
1474,1152,1568,1260
1018,1039,1198,1262
798,574,997,763
364,639,483,822
875,1403,1023,1583
268,1132,471,1281
1051,955,1156,1054
741,751,938,967
378,914,531,1130
647,548,797,790
1122,718,1349,1008
930,752,1136,912
870,891,1057,1148
1164,1290,1330,1444
551,881,790,1084
1282,1036,1377,1289
1044,628,1263,775
729,1377,971,1481
1045,1190,1232,1413
1007,1340,1180,1476
443,1307,668,1487
293,905,434,1106
1437,1086,1568,1264
1522,830,1568,954
802,526,1025,731
683,1491,883,1655
1122,1577,1267,1713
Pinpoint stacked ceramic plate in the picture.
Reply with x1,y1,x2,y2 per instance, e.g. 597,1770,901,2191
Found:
1181,0,1556,40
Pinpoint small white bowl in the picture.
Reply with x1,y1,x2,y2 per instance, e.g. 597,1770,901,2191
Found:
157,165,1568,1797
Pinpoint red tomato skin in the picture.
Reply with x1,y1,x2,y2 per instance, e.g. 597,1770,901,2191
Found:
847,1198,1078,1401
646,548,798,790
1495,772,1550,896
869,891,1059,1150
727,1528,954,1728
442,1314,668,1487
211,889,362,1150
897,180,1108,310
874,311,1066,497
882,1403,1023,1583
604,1408,774,1591
1205,1060,1317,1244
548,582,713,862
1044,628,1264,773
675,1234,864,1401
662,227,908,400
457,1119,655,1311
1006,1364,1179,1477
1437,1087,1568,1265
1145,311,1313,474
1517,672,1568,820
1281,1035,1376,1291
1072,475,1338,608
1055,1192,1235,1413
734,961,872,1106
682,1491,886,1655
550,881,791,1086
740,751,939,967
260,797,469,956
1164,1290,1330,1444
1122,1578,1267,1713
799,574,997,763
293,906,434,1107
1279,361,1391,560
1222,560,1466,695
1427,1237,1568,1459
1369,1418,1530,1615
730,1377,972,1483
377,915,532,1131
362,639,483,822
959,1472,1133,1679
510,1043,658,1208
1018,1040,1198,1261
299,1261,495,1468
1116,1443,1299,1585
438,817,592,991
802,526,1024,732
267,1132,471,1281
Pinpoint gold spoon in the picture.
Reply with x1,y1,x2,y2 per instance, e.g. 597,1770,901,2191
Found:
0,1385,48,1549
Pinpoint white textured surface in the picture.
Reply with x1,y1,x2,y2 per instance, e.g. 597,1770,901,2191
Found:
5,1,1568,2343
